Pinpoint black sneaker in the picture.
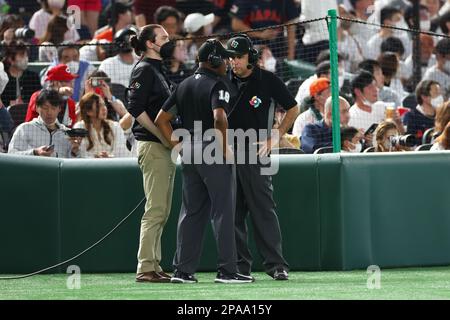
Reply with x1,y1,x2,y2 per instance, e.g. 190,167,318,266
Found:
272,269,289,281
171,270,198,284
214,272,255,284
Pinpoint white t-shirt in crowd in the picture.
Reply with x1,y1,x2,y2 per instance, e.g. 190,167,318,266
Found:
74,120,132,158
295,75,316,106
29,9,80,42
292,108,323,138
423,65,450,97
98,55,138,88
300,0,338,45
348,101,387,132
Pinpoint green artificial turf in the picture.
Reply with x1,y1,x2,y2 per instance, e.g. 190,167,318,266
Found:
1,267,450,300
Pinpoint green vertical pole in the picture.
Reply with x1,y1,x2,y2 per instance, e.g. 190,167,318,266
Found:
327,9,341,153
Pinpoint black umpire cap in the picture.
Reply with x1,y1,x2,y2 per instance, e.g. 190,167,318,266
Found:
226,35,252,56
197,39,236,63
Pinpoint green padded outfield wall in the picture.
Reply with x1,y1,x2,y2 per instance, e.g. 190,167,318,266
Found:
0,152,449,273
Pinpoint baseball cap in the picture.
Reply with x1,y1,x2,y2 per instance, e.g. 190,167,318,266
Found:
198,39,235,63
309,77,330,97
45,64,79,82
184,13,214,33
226,36,251,56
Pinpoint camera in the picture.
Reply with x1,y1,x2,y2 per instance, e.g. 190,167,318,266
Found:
389,134,415,148
90,77,111,88
66,128,89,138
14,27,35,40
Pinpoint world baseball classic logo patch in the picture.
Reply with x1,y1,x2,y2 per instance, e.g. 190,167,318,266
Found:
249,96,262,108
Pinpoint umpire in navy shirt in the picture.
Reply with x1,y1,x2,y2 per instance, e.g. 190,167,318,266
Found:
226,34,300,280
155,39,253,284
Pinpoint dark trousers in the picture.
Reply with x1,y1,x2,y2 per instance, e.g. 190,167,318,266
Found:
173,142,237,275
235,162,289,275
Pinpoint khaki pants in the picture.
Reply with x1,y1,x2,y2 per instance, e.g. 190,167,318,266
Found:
136,141,175,274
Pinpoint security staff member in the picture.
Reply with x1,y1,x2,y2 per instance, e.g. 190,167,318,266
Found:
226,34,300,280
155,40,253,284
127,24,176,283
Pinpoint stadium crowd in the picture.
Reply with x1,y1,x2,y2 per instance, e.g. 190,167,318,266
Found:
0,0,449,156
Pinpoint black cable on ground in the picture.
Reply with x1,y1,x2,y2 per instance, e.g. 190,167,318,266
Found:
0,197,146,280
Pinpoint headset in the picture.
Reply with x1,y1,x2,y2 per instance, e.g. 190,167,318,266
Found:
206,39,223,69
232,33,260,68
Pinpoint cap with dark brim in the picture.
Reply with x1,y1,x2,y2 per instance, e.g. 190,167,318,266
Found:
198,39,235,62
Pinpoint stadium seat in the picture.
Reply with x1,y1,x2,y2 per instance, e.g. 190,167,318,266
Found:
363,146,376,152
415,144,433,151
422,128,435,145
7,104,29,129
313,146,333,154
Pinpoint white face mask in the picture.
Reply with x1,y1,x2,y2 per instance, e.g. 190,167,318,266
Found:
264,57,277,73
361,94,374,107
431,95,444,108
66,60,79,74
420,20,431,31
349,142,362,153
48,0,65,9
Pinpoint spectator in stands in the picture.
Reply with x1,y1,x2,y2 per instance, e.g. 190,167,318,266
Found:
1,41,41,107
8,89,81,157
74,92,131,158
404,34,436,78
366,6,411,60
437,9,450,37
349,71,405,145
301,96,350,153
338,8,364,73
273,107,300,149
67,0,102,37
98,27,139,88
378,52,407,101
293,78,331,138
0,14,25,44
230,0,299,60
404,80,441,145
380,36,410,81
153,6,183,37
94,1,133,42
345,0,379,58
256,45,278,74
423,38,450,98
433,101,450,139
358,59,401,107
184,12,215,61
374,120,407,152
41,44,96,102
30,0,80,42
298,0,337,64
164,37,193,85
431,120,450,150
38,15,69,62
341,126,363,153
26,64,77,128
295,60,332,107
212,0,233,33
133,1,176,29
84,71,128,121
79,39,110,62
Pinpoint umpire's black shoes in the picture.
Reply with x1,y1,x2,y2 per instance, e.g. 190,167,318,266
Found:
171,270,198,284
214,272,255,283
272,269,289,281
